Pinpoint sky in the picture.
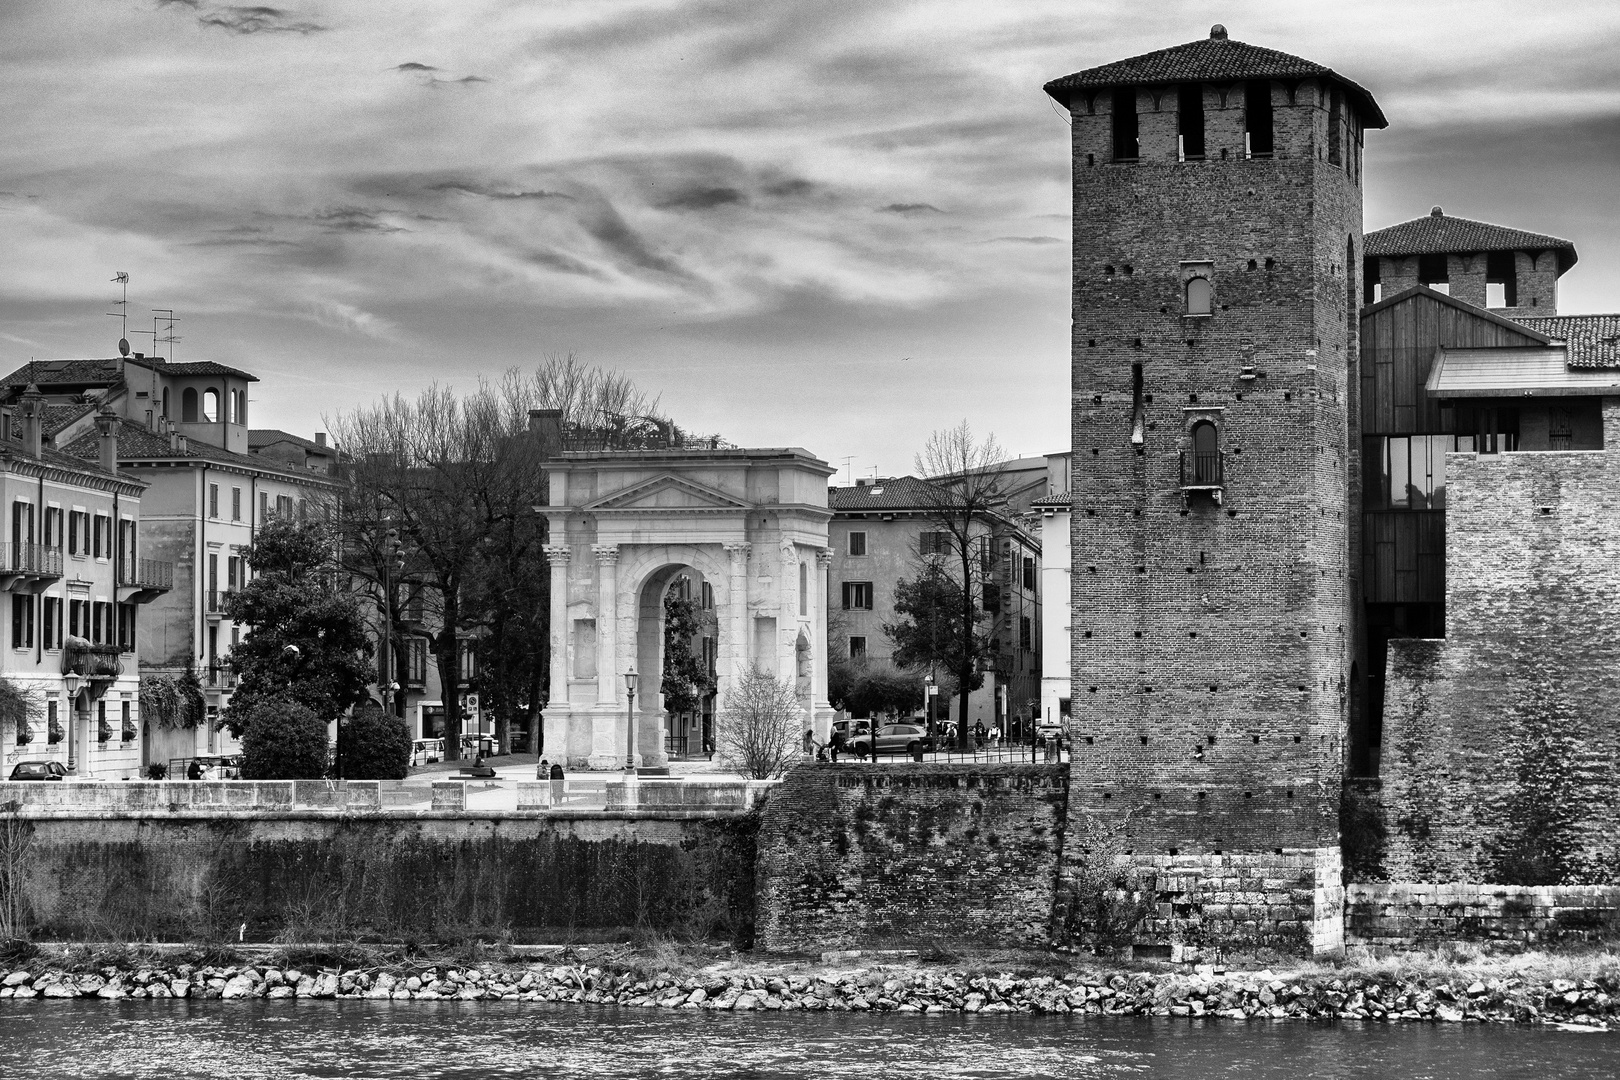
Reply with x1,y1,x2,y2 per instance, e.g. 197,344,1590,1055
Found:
2,1,1618,482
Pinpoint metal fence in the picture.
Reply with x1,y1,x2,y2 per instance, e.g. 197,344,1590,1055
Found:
823,738,1069,765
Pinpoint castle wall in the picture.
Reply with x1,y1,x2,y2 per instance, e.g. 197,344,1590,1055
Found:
1372,401,1620,884
1065,76,1360,958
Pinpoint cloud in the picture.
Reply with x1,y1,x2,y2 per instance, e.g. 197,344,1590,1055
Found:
880,203,943,215
305,299,394,339
425,74,491,88
427,181,571,201
584,204,691,279
981,236,1063,245
312,207,406,234
394,62,438,73
657,187,746,211
196,5,327,35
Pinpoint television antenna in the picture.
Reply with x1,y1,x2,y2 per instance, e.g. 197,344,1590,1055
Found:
840,456,853,486
128,309,180,361
106,272,130,345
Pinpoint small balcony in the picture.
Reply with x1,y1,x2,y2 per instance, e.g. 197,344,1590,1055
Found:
0,542,63,594
206,588,235,621
1180,450,1225,503
118,557,174,604
63,639,123,683
205,665,238,689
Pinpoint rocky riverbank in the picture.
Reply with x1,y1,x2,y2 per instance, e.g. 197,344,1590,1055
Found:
1,950,1617,1028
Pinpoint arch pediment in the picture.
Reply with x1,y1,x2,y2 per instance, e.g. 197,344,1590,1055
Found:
584,473,751,515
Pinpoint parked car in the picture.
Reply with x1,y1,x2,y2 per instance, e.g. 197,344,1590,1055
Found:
8,760,68,781
459,733,496,758
850,723,932,757
411,738,444,766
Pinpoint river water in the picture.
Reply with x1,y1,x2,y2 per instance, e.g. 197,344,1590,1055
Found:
3,1000,1618,1079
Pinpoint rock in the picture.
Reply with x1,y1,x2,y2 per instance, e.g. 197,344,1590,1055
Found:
406,976,422,992
43,982,81,998
687,988,707,1005
263,969,284,988
3,971,31,987
170,980,192,998
1436,1006,1465,1023
221,975,258,999
1466,982,1486,997
734,993,758,1010
267,986,295,999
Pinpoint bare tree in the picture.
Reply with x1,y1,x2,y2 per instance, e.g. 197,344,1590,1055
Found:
914,421,1009,749
716,663,805,780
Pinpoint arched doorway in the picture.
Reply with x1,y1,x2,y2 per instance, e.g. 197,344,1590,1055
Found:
633,563,718,765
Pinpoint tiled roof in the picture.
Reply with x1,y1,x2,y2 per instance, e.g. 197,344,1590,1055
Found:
154,360,258,381
40,403,95,438
61,418,338,484
1513,314,1620,369
829,476,945,512
1365,209,1577,273
0,359,121,388
1030,492,1072,509
1044,29,1386,128
249,428,332,455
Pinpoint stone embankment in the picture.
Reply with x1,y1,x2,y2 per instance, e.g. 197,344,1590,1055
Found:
1,960,1616,1028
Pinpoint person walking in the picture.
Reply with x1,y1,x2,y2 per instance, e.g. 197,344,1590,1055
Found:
828,728,846,763
973,721,987,749
548,760,565,804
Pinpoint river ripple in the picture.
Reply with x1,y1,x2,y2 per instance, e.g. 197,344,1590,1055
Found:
2,999,1618,1079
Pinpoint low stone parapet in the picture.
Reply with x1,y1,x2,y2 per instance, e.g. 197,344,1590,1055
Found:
1347,882,1620,948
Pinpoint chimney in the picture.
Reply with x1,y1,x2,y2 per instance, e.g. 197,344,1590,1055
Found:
96,405,119,474
19,384,44,460
169,428,181,453
528,408,563,455
315,432,327,447
177,434,189,455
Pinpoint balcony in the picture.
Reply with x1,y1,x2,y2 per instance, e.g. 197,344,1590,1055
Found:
118,557,174,604
0,542,62,594
63,640,123,691
205,665,238,689
1180,450,1225,504
206,589,235,621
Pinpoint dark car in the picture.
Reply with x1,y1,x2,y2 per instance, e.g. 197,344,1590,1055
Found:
8,760,68,781
851,723,932,757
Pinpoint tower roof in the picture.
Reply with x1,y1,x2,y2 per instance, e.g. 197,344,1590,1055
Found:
1043,26,1387,129
1365,208,1578,274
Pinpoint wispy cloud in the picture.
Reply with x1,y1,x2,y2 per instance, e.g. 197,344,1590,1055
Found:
193,5,328,35
394,62,438,73
880,203,943,215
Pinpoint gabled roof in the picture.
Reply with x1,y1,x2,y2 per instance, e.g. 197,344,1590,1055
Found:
1044,27,1386,128
1030,492,1072,509
1361,284,1555,344
155,360,258,381
41,402,95,438
249,428,332,455
1365,208,1577,274
1427,347,1620,398
829,476,945,512
0,355,258,389
61,417,339,485
1511,315,1620,369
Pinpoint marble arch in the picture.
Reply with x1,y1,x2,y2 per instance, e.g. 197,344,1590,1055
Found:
540,448,835,771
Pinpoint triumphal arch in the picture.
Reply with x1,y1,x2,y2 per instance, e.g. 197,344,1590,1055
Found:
540,447,835,770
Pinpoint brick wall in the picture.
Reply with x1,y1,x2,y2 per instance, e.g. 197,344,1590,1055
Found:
1066,75,1361,873
1347,883,1620,948
1375,402,1620,884
754,762,1068,951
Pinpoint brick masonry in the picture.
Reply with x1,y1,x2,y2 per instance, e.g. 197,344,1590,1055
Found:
1062,70,1364,956
754,763,1069,952
1374,399,1620,885
1347,883,1620,948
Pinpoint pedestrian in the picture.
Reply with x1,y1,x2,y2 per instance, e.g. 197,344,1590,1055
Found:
549,760,565,804
803,729,815,756
829,728,845,763
990,725,1001,750
973,721,987,749
537,757,550,781
186,758,202,781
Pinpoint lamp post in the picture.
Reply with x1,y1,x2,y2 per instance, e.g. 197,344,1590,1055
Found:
63,671,82,773
923,672,936,745
380,528,406,716
623,666,639,773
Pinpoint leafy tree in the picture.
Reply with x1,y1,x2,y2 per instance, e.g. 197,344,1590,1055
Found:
827,658,924,719
239,699,330,780
0,677,42,749
139,667,206,730
716,663,803,779
661,589,714,717
884,562,990,710
337,705,412,780
910,422,1009,747
222,518,374,737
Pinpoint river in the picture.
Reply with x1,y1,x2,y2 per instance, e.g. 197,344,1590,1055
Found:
3,1000,1617,1078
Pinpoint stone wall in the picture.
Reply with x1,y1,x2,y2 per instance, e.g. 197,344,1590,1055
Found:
3,811,757,944
1375,410,1620,884
1346,883,1620,948
754,763,1068,952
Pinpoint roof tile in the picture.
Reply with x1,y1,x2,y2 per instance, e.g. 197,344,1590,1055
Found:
1513,314,1620,369
1366,210,1577,273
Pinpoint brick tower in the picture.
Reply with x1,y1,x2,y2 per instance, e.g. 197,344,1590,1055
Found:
1044,27,1385,956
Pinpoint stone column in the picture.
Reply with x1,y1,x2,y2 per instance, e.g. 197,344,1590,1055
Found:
541,544,571,763
720,542,750,699
778,539,799,688
813,548,836,738
590,544,621,769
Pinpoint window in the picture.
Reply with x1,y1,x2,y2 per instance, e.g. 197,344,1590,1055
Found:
202,389,219,423
118,604,136,653
161,388,169,419
43,507,62,549
1328,86,1343,165
208,624,218,674
848,531,867,556
1111,86,1138,161
1185,276,1213,315
10,500,33,549
1177,82,1204,160
91,601,109,644
407,637,428,686
209,554,218,605
276,495,294,518
849,636,867,660
228,556,240,591
209,484,219,518
11,595,32,649
1023,556,1036,591
182,387,198,423
69,599,87,639
42,596,61,649
1245,81,1273,157
1486,251,1518,308
700,581,713,610
798,562,807,616
1020,616,1032,651
260,491,269,521
92,514,111,559
1550,408,1574,451
457,639,478,684
232,487,242,521
1363,435,1462,509
918,531,950,557
984,582,1001,611
68,511,88,557
841,581,873,610
1186,421,1222,486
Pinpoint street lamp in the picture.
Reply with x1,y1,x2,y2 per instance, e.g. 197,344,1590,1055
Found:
623,666,639,773
380,528,406,716
63,671,82,774
923,672,935,741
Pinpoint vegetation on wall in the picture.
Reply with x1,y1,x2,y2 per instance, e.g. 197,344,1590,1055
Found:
0,677,42,747
660,590,713,718
138,667,206,731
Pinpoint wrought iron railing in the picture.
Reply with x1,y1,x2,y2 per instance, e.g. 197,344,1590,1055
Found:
120,557,173,590
1180,450,1224,487
62,641,123,679
0,542,62,576
206,589,235,613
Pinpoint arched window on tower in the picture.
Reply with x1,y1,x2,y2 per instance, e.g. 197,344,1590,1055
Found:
202,389,219,423
181,388,198,423
1183,420,1222,489
1185,276,1213,315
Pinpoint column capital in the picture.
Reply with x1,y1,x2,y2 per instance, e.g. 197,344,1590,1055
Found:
816,547,835,567
591,544,620,566
542,544,571,564
722,541,751,559
779,539,798,561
